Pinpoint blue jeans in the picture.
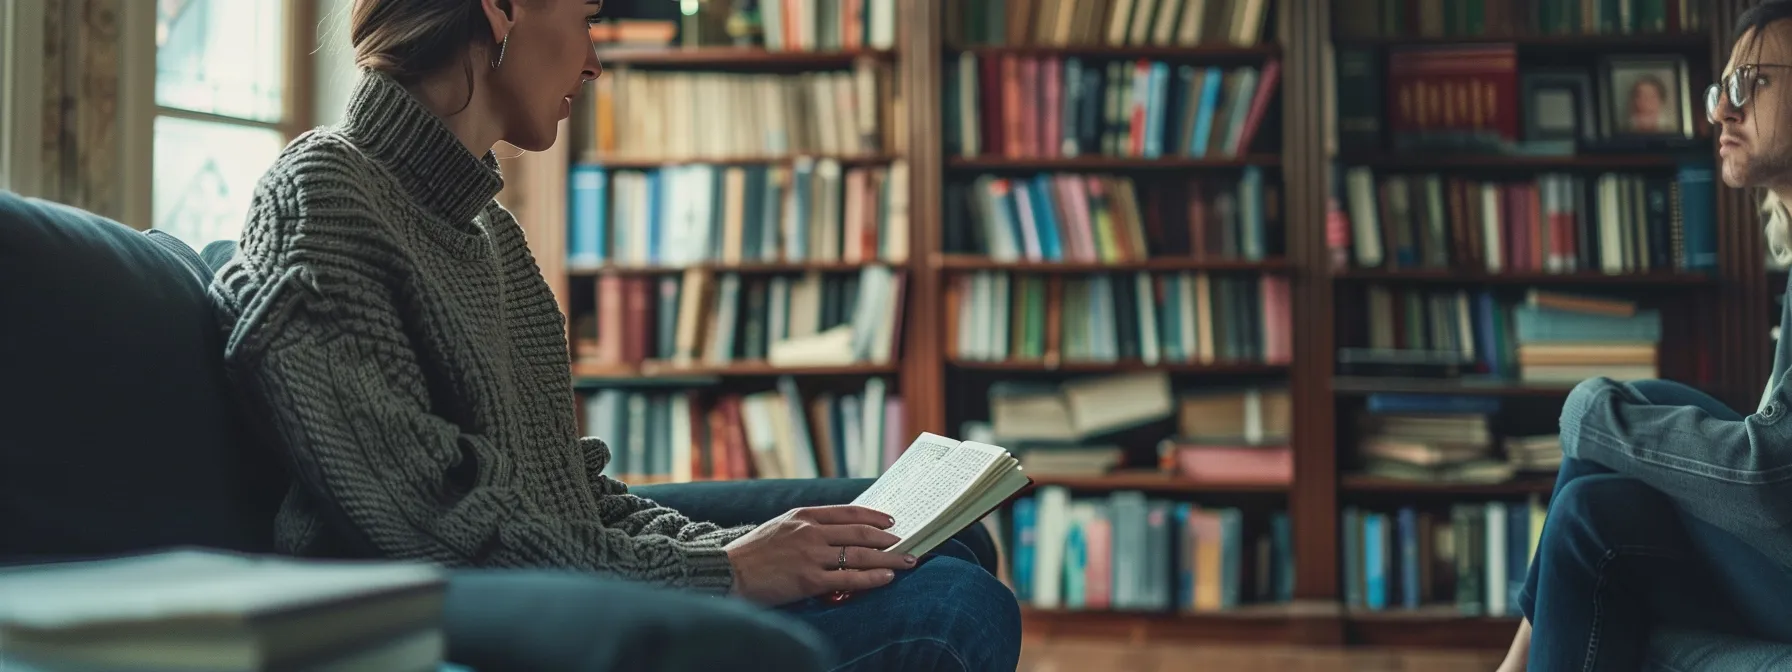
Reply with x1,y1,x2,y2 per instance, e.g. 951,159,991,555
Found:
1519,380,1792,671
632,478,1022,672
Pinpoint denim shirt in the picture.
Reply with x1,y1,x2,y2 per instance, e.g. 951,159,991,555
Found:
1558,273,1792,563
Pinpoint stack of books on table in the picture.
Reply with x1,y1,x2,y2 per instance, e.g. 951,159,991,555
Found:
0,549,448,671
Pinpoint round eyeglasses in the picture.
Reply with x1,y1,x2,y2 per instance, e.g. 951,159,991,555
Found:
1707,64,1792,123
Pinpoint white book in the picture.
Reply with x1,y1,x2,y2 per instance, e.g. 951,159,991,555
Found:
1486,502,1508,617
0,550,445,672
850,433,1030,561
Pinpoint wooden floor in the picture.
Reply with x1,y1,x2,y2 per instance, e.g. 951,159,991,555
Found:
1020,638,1504,671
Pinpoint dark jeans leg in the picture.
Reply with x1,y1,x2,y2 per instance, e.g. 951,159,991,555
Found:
777,538,1022,672
629,478,1001,576
443,569,831,672
1518,380,1792,672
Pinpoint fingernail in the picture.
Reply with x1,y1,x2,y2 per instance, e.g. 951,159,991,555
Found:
881,570,896,580
886,516,896,527
904,555,917,565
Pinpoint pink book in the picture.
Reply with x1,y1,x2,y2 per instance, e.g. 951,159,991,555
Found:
1230,59,1282,157
1084,514,1112,609
1165,444,1294,486
1020,57,1039,158
1261,275,1292,364
881,396,905,471
1043,56,1062,159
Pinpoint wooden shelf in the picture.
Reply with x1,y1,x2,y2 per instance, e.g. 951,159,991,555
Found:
571,362,896,383
1344,153,1693,170
952,44,1281,59
1031,472,1289,494
1332,376,1577,397
594,47,893,68
948,155,1279,171
1344,608,1522,649
580,154,897,169
1333,268,1717,286
1021,603,1330,644
1332,32,1708,50
1341,475,1556,497
568,261,884,276
936,255,1293,273
949,359,1288,374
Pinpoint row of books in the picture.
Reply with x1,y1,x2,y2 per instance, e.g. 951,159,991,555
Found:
1342,287,1662,383
1334,167,1718,274
581,62,894,161
945,0,1272,48
570,267,905,369
568,161,911,268
1334,0,1707,39
1007,487,1294,612
1343,499,1546,618
580,378,902,483
752,0,899,52
946,56,1279,159
947,271,1293,365
944,170,1281,262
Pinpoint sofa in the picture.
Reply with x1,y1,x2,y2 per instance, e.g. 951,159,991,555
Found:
0,192,832,671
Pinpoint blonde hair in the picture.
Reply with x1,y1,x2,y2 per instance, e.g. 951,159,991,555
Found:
1768,191,1792,266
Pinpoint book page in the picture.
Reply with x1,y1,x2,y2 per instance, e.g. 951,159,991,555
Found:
851,433,1005,542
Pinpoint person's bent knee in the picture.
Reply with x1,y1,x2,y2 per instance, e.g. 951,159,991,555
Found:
879,557,1021,671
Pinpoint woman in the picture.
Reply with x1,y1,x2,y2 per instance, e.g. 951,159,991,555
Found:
1498,3,1792,670
209,0,1020,669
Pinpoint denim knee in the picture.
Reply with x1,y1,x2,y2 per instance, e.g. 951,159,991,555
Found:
1543,475,1675,565
836,556,1020,672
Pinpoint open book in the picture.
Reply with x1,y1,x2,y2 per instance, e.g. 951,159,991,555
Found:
850,432,1032,558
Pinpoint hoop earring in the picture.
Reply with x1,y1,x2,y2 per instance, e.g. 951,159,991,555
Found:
491,33,509,70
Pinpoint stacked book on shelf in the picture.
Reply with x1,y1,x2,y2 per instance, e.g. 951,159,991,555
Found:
582,377,901,482
1343,499,1546,617
947,270,1291,364
1158,385,1292,486
753,0,899,52
945,170,1282,261
1009,486,1293,612
571,266,905,370
987,371,1178,447
581,62,896,161
945,0,1273,48
1334,167,1718,274
1351,394,1516,484
1334,0,1706,38
1338,289,1661,384
945,56,1280,159
569,160,911,268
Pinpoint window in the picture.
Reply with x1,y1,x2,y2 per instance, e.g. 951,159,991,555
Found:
151,0,309,251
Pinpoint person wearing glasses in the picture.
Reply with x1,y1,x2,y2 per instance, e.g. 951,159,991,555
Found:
1497,4,1792,670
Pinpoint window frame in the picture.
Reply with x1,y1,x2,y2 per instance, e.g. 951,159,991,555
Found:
134,0,317,234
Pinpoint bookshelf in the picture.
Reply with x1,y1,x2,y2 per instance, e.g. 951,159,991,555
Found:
500,0,1778,652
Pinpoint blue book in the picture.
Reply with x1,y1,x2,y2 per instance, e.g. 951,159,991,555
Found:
567,164,607,267
790,160,814,261
1028,175,1064,260
1011,498,1037,603
1399,508,1419,609
1474,291,1502,375
1513,305,1663,342
1174,503,1194,610
1366,394,1502,415
1508,501,1531,611
1364,513,1387,610
1144,62,1170,158
1272,512,1294,601
645,170,664,265
1678,160,1718,271
1343,508,1362,608
1188,66,1224,156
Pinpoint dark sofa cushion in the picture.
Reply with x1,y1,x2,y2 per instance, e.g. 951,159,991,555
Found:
0,193,282,561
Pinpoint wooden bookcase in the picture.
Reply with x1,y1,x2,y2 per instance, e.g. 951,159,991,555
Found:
502,0,1776,650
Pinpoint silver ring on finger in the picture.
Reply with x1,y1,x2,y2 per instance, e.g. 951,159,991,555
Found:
837,546,848,570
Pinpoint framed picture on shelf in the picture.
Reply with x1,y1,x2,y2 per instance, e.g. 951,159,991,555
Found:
1597,55,1695,142
1520,68,1597,146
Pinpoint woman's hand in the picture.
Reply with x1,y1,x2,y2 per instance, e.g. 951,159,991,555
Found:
723,505,917,606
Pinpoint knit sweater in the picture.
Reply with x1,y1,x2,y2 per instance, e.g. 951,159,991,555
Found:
210,70,747,592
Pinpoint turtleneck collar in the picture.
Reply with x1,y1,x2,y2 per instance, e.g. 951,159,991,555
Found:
340,69,503,227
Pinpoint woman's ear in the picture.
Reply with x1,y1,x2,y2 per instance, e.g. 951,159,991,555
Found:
478,0,516,45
